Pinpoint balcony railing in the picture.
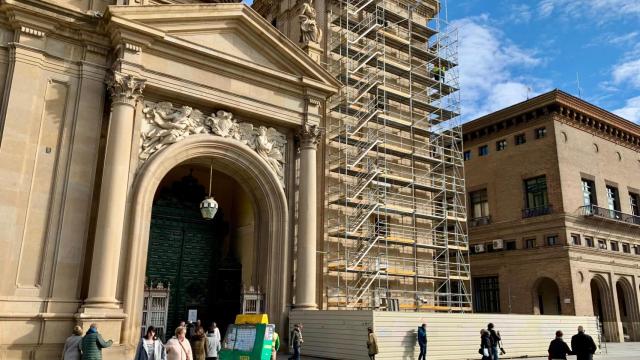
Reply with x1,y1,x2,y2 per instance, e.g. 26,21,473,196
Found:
581,204,640,226
522,205,553,218
469,216,491,227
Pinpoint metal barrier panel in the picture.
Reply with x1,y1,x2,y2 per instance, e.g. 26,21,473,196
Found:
290,310,600,360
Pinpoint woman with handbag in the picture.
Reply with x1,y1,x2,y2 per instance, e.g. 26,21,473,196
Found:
479,329,492,360
166,327,193,360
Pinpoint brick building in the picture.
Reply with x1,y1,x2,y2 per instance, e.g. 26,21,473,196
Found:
463,89,640,342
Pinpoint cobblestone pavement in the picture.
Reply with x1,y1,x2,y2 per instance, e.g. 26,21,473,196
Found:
276,342,640,359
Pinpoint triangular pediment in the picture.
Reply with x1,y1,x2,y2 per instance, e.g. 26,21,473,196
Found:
106,4,340,90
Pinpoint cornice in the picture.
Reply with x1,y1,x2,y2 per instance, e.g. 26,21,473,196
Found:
462,89,640,151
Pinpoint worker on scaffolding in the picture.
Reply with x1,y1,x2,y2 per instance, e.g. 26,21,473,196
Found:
431,65,446,82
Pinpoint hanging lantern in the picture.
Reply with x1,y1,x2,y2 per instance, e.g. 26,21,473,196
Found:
200,160,218,220
200,196,218,219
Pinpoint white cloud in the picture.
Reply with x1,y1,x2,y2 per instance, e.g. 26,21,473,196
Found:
452,16,547,121
507,4,532,24
538,0,640,22
612,59,640,88
613,96,640,123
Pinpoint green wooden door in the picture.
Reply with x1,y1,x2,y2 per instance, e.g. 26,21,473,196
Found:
145,174,233,338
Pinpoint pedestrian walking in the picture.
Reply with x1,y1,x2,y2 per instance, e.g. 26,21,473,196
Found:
548,330,574,360
166,326,193,360
205,324,221,360
570,326,597,360
210,322,221,343
479,329,492,360
288,323,303,360
271,331,280,360
135,326,167,360
487,323,501,360
61,325,83,360
190,327,208,360
366,327,379,360
80,323,113,360
417,323,427,360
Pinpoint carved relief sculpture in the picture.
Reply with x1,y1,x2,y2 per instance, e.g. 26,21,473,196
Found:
140,102,287,187
299,0,321,44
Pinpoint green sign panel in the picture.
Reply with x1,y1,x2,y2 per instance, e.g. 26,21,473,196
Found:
219,324,274,360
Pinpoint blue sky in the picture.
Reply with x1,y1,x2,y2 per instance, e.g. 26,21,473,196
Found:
446,0,640,123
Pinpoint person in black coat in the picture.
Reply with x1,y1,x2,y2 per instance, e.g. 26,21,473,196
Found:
479,329,492,360
571,326,597,360
548,330,574,360
487,323,501,360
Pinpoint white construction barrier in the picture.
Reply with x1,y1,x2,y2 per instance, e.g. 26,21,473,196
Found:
290,310,600,360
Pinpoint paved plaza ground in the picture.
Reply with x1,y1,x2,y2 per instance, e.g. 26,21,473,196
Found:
276,342,640,360
528,342,640,360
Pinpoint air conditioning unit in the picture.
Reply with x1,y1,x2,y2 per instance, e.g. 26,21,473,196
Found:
474,244,485,253
493,239,504,250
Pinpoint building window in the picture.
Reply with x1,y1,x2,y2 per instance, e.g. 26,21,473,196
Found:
535,127,547,139
523,176,550,217
506,240,517,250
630,193,640,216
496,139,507,151
515,133,526,145
571,234,581,246
581,179,597,206
622,243,630,253
525,238,536,249
585,237,594,248
473,276,501,313
606,185,621,219
635,246,640,255
598,239,607,250
611,241,620,251
479,145,489,156
546,235,558,246
464,150,471,161
470,189,489,219
606,185,621,211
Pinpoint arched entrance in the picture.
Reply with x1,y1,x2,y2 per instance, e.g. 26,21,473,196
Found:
145,164,257,339
121,135,290,348
590,275,619,342
616,278,640,341
533,277,561,315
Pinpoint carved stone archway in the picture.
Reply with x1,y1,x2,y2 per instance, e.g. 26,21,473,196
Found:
590,274,619,342
615,277,640,341
120,134,290,350
532,277,561,315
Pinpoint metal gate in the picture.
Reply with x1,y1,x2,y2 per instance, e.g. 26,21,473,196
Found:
141,282,170,341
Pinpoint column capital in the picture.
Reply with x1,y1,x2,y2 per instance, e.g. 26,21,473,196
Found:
106,71,145,107
297,122,322,150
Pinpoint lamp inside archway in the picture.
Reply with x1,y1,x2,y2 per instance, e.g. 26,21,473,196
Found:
200,160,218,220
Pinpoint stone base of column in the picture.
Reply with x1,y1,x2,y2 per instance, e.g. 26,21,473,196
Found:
292,303,317,310
301,40,323,64
75,306,126,344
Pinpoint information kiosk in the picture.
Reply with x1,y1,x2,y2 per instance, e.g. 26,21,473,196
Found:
219,314,275,360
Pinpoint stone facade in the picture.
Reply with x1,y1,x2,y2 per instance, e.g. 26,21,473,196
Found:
0,0,338,358
463,89,640,343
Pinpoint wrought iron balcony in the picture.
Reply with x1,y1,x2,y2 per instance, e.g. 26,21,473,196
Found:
522,205,553,218
469,216,491,227
580,204,640,226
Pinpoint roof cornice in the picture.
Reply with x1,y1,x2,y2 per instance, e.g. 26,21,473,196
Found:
462,89,640,151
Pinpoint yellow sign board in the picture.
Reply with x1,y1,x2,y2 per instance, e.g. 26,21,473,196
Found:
234,314,269,325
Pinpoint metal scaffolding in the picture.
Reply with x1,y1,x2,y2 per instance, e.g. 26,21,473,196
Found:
324,0,471,312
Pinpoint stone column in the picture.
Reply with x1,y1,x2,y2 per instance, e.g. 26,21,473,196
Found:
294,123,321,309
84,72,145,307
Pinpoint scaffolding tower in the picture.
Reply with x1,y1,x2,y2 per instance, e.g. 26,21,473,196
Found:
324,0,471,312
